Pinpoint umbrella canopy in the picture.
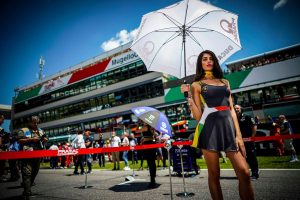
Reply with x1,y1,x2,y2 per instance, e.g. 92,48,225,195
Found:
131,0,241,79
131,106,172,136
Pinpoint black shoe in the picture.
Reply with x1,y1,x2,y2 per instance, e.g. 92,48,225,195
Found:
117,167,120,170
250,175,259,181
112,168,116,170
80,172,85,175
147,182,157,188
73,172,80,175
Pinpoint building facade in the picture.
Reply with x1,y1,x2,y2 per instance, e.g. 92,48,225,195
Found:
12,43,300,142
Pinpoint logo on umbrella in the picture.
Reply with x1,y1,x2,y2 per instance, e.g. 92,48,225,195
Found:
160,122,169,134
142,41,155,56
220,18,239,42
145,114,156,124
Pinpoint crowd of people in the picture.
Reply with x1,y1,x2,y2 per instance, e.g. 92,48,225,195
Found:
224,51,299,74
0,102,299,199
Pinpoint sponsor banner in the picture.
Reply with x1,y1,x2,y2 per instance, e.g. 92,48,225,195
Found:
39,74,72,95
105,50,140,71
1,135,299,160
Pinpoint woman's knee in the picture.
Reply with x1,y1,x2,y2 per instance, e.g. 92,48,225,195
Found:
238,167,251,181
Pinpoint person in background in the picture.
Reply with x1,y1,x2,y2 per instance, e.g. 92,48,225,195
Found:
60,142,68,169
278,115,299,162
8,130,21,182
129,133,138,164
72,130,86,175
49,143,59,169
98,133,105,167
269,119,284,156
0,115,7,182
122,132,130,171
160,132,170,170
141,124,158,188
104,139,112,162
84,131,94,173
17,116,48,199
234,105,259,180
110,131,121,170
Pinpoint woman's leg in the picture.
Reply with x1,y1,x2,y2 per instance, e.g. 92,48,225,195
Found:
202,149,223,200
226,151,254,200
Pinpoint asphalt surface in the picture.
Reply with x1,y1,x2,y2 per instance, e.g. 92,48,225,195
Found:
0,168,300,200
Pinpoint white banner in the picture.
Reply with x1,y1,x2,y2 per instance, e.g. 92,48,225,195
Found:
39,74,72,95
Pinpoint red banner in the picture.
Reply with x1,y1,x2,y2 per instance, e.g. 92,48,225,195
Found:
0,134,299,160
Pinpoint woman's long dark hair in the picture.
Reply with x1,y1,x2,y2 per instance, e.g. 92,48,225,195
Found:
194,50,224,82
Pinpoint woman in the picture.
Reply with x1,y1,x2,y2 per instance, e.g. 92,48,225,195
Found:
181,50,254,200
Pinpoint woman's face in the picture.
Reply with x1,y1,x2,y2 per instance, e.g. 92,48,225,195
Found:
201,53,214,71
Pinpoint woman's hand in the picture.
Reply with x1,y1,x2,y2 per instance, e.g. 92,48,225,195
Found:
236,136,246,157
180,84,190,94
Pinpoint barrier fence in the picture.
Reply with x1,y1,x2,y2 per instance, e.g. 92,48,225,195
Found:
0,135,300,160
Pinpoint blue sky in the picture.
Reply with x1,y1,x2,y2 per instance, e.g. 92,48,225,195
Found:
0,0,300,129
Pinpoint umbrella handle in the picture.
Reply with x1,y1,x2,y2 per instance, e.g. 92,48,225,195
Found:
183,80,189,98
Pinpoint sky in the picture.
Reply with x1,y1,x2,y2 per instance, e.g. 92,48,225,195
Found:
0,0,300,129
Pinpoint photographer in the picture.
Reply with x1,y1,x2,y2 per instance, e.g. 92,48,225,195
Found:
0,115,7,182
17,116,48,199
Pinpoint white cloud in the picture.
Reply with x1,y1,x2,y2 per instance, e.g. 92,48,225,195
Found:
273,0,288,10
101,28,138,51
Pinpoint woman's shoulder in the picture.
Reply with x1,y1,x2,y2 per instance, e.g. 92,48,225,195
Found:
192,81,202,91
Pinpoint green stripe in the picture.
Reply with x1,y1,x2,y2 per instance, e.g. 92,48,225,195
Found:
164,86,185,103
224,68,252,90
15,86,42,103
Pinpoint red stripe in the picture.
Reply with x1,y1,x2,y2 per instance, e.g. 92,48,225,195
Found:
68,58,111,84
0,135,300,160
215,106,230,111
243,134,300,142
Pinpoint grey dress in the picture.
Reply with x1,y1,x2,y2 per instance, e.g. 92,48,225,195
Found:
197,81,237,152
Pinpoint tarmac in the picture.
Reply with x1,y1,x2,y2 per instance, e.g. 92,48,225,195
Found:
0,168,300,200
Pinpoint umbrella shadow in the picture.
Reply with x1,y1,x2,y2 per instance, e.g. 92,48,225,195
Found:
0,196,23,200
109,182,161,192
6,185,23,190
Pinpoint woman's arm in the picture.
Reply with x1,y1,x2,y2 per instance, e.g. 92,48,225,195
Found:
225,79,246,157
181,82,203,122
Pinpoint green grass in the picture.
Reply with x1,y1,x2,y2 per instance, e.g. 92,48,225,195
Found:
40,155,300,170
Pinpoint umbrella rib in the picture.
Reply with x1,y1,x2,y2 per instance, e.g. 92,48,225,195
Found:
148,32,180,71
186,31,205,50
188,28,242,49
183,0,189,25
154,11,183,28
131,27,179,47
186,10,232,30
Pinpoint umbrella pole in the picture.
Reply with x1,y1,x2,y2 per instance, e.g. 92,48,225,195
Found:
165,141,173,200
182,25,189,98
176,145,194,197
79,155,92,189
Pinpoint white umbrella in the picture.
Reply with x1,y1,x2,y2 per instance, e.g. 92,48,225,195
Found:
131,0,241,79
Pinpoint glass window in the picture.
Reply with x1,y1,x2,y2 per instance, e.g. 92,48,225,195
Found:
250,89,263,105
264,87,279,103
233,92,250,107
